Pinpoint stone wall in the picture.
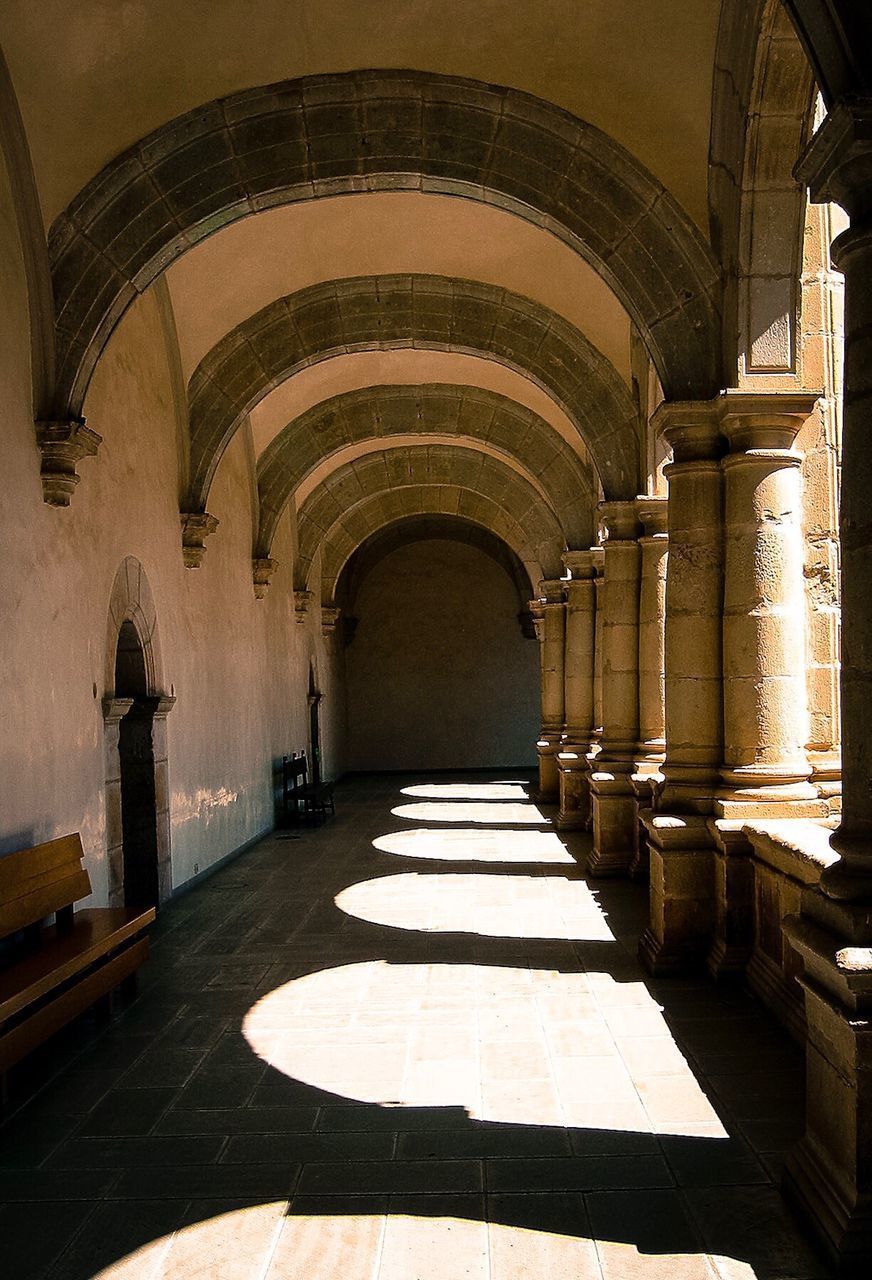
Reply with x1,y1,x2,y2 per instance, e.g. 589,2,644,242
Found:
344,539,538,772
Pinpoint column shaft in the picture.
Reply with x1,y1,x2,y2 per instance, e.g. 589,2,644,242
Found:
533,581,565,802
558,551,597,830
640,406,723,973
589,503,642,876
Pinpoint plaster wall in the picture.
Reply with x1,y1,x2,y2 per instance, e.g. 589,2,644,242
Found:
0,145,310,897
345,540,538,772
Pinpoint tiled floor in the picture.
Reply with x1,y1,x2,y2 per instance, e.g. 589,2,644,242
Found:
0,774,834,1279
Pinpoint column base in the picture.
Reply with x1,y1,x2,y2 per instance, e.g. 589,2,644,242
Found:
589,767,637,877
535,734,561,804
784,1134,872,1274
628,770,662,882
706,820,755,981
638,812,715,975
556,744,593,830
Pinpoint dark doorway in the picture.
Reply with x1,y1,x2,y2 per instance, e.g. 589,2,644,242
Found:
308,664,323,787
115,621,160,911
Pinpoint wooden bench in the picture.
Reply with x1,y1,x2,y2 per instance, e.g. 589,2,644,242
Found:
281,752,335,825
0,833,154,1097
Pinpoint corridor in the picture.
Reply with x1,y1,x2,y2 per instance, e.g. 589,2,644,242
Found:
0,776,832,1280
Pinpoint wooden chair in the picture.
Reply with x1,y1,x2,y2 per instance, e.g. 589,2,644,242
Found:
281,752,335,825
0,833,154,1098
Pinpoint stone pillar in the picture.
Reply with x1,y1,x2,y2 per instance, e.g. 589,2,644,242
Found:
780,100,872,1266
557,551,598,830
718,393,822,813
629,497,668,878
640,403,723,972
707,394,825,979
589,502,642,875
533,580,565,802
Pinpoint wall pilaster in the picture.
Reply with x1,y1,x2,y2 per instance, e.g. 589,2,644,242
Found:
557,550,597,830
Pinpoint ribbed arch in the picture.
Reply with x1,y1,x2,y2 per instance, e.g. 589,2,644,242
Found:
297,447,566,598
189,274,642,504
48,69,722,420
256,384,595,558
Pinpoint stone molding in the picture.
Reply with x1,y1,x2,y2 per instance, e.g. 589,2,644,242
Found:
294,589,313,622
35,418,101,506
179,511,219,569
321,606,341,636
252,557,278,600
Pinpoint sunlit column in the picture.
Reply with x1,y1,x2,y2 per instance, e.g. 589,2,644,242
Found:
630,496,668,877
589,502,642,875
779,99,872,1264
557,550,597,830
532,580,565,802
640,402,723,972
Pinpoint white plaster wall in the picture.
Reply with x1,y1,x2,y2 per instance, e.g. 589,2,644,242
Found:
345,540,539,771
0,144,310,898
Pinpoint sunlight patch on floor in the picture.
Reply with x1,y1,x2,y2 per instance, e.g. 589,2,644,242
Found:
243,961,728,1138
372,828,575,863
93,1207,759,1280
392,801,550,826
336,872,615,940
400,782,531,800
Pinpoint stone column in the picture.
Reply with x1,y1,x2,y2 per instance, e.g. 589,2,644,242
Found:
533,580,565,802
718,393,822,813
640,403,724,973
589,502,642,875
629,497,668,877
707,394,825,980
557,551,598,830
780,100,872,1266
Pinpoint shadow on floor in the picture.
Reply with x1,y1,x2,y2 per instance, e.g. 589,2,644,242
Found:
0,772,830,1280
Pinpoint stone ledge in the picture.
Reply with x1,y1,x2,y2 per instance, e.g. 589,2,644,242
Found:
742,818,840,885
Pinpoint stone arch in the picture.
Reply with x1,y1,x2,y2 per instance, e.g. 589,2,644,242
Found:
102,557,174,909
188,274,642,506
335,514,536,634
256,384,596,560
301,446,565,602
710,0,816,380
47,69,722,421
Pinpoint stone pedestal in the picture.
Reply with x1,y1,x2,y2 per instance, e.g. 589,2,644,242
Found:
558,551,597,830
532,580,565,803
589,502,642,876
640,404,723,970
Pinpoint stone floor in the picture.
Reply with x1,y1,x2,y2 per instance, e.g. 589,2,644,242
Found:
0,773,835,1279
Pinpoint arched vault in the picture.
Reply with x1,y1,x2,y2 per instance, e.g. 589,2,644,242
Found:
188,274,642,505
296,446,567,599
255,384,596,559
48,69,722,420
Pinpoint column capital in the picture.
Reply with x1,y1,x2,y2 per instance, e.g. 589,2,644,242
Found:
252,557,279,599
179,511,219,568
796,97,872,220
720,390,821,453
294,589,313,621
561,549,597,580
636,495,668,538
650,399,724,463
321,605,341,636
536,578,565,605
35,418,102,506
598,499,642,541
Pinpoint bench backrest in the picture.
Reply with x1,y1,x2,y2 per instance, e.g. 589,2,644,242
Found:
283,754,309,788
0,834,92,941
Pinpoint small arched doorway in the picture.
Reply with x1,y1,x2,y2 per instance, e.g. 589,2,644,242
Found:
103,558,174,910
114,622,160,910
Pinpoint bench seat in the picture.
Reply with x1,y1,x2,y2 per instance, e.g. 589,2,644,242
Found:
0,834,155,1085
